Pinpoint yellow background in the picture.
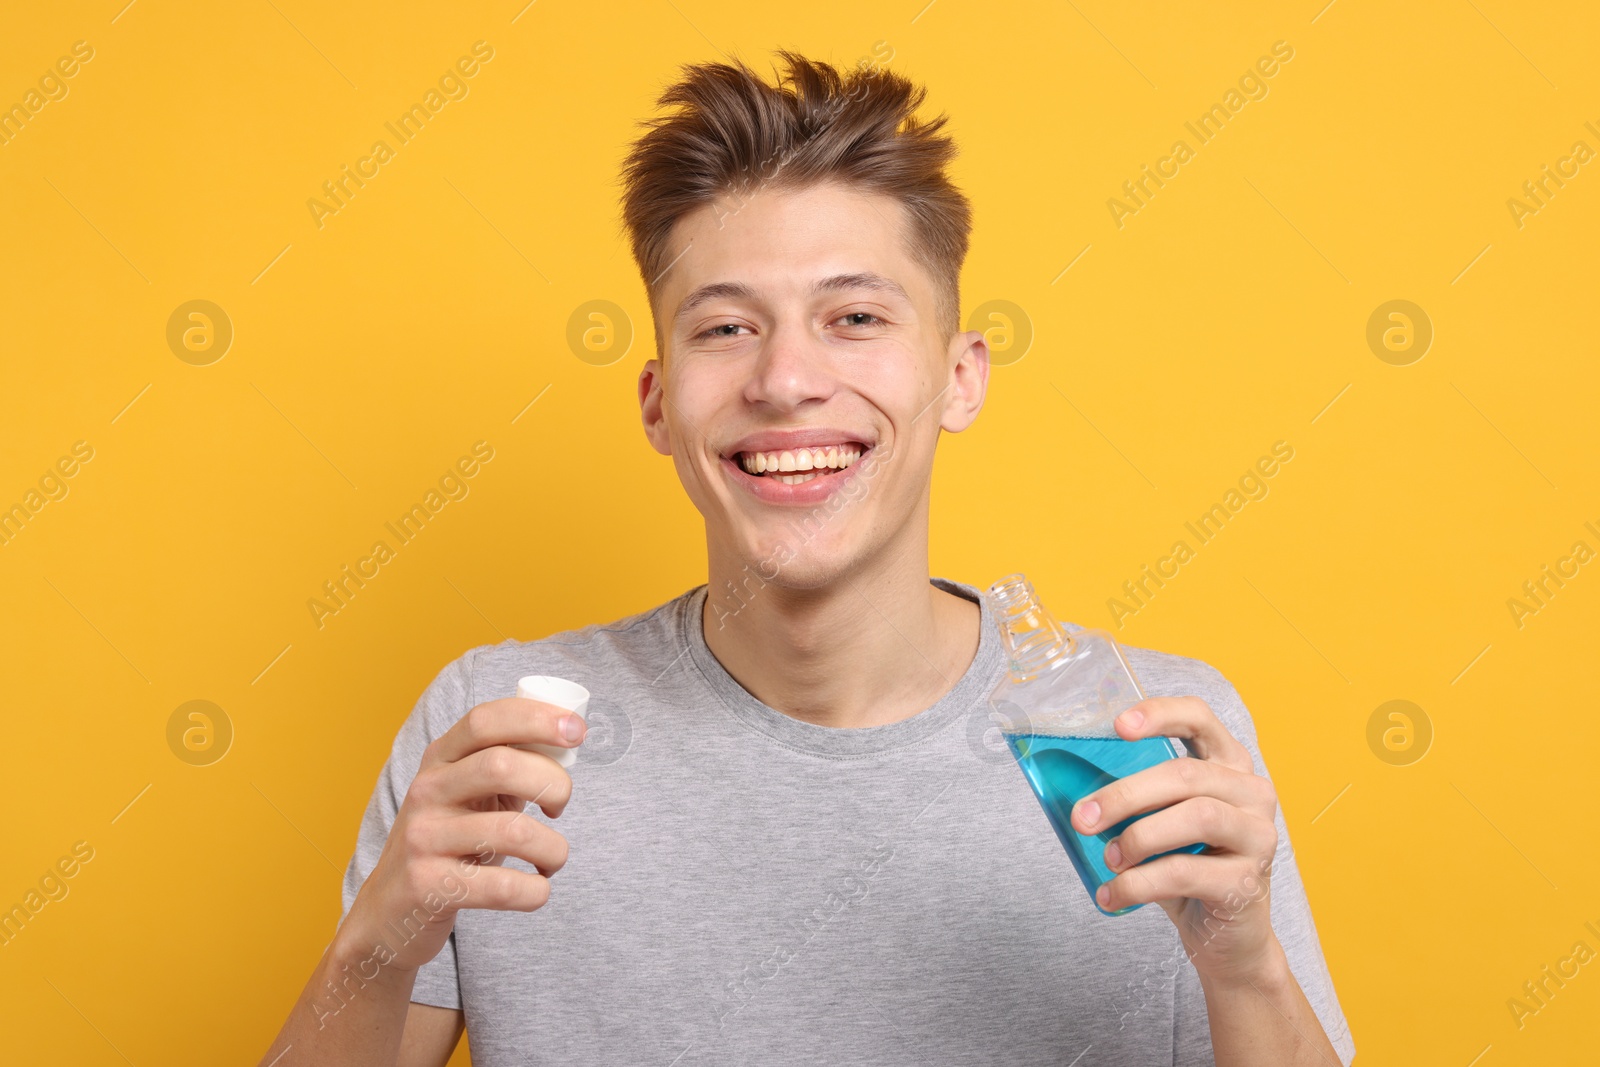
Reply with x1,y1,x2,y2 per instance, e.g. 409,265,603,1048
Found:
2,1,1596,1063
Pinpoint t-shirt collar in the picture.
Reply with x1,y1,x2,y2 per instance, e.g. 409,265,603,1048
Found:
682,575,1009,758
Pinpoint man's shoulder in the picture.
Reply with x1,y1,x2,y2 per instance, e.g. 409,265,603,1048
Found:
1104,632,1262,749
431,586,699,717
1116,636,1234,700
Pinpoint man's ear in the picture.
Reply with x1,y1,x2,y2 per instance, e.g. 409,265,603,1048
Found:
638,356,673,456
938,328,989,433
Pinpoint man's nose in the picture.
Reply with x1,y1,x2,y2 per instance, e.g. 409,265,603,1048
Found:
743,322,836,411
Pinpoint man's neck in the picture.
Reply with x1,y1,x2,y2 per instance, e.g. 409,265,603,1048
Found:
700,543,982,730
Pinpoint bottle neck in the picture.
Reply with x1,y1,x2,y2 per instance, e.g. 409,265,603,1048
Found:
988,573,1072,683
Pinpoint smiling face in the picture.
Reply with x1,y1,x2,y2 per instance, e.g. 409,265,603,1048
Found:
638,179,988,591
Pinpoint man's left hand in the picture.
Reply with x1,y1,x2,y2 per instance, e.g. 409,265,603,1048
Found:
1071,695,1284,985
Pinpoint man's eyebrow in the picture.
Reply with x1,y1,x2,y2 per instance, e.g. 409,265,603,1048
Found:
812,272,912,306
673,272,912,324
674,281,757,323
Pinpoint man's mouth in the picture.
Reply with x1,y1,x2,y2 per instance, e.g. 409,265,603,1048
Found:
733,444,866,486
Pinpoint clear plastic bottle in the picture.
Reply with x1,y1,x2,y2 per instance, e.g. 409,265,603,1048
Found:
986,573,1208,917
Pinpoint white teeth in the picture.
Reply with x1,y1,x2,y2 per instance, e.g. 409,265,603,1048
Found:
736,443,866,476
736,444,864,473
774,472,819,485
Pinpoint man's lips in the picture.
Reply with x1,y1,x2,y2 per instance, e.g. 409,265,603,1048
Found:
722,427,874,456
719,444,876,505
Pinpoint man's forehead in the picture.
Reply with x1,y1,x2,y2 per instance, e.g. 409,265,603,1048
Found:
656,181,926,321
671,272,914,325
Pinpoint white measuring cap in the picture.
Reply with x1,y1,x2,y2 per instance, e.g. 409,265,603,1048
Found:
513,675,590,769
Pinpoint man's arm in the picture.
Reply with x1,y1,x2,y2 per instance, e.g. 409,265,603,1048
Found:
257,688,586,1065
258,938,462,1067
1197,937,1343,1066
1072,692,1353,1066
252,940,460,1062
399,1004,465,1067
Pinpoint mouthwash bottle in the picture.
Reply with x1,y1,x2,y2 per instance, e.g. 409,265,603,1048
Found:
986,573,1208,917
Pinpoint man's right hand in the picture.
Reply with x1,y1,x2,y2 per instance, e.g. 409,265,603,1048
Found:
333,695,587,973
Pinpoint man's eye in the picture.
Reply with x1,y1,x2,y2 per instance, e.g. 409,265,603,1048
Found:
696,314,884,338
835,312,885,329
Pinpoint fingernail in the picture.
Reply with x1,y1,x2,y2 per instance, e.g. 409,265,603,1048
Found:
1119,708,1144,732
1096,884,1111,908
1076,800,1100,829
1105,840,1122,870
560,714,585,742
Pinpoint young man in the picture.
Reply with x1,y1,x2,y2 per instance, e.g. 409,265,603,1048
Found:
262,51,1355,1066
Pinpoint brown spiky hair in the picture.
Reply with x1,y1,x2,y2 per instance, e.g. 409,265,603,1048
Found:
617,49,972,358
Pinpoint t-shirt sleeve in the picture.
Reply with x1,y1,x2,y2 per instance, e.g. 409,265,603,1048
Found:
1172,666,1357,1067
337,650,477,1011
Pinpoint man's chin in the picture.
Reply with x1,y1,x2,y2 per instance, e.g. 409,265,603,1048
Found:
726,535,855,593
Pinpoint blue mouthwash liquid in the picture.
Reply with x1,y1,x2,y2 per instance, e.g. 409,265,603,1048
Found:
1003,732,1209,916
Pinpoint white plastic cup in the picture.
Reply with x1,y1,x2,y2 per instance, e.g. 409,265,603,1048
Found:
513,676,590,769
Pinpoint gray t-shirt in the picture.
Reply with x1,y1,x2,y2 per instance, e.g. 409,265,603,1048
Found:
340,577,1356,1066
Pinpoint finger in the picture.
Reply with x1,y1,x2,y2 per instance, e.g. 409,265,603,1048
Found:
1072,754,1274,836
451,863,553,913
426,698,587,766
1104,796,1277,873
417,744,574,819
412,809,571,878
1115,695,1253,773
1099,852,1267,913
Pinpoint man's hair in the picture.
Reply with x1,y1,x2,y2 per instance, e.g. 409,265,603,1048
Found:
618,49,972,355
